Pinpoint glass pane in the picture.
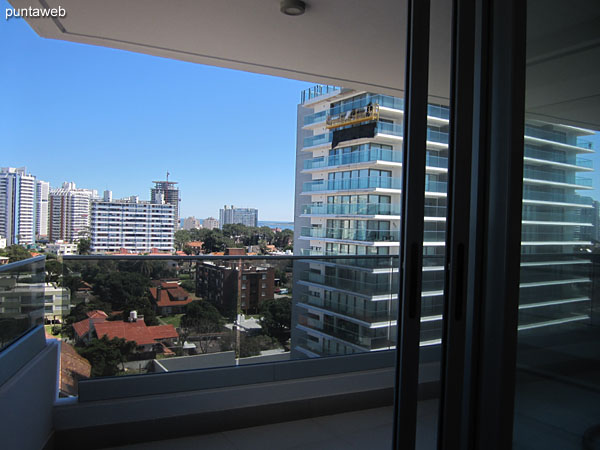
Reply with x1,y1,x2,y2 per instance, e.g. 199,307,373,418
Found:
513,1,600,447
0,257,45,351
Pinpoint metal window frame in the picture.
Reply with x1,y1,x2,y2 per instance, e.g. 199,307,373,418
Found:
393,0,431,447
393,0,527,447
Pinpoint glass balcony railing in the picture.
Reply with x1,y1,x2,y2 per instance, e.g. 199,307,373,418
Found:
521,210,590,223
303,122,449,148
302,176,403,192
299,293,396,323
376,121,404,136
304,148,403,169
523,190,593,205
303,110,328,126
303,149,448,171
301,227,445,242
523,168,593,187
302,203,401,216
521,232,581,241
0,256,46,352
302,177,448,194
524,126,593,150
53,254,409,394
301,226,400,242
299,250,399,269
300,85,341,104
427,129,450,145
524,147,594,169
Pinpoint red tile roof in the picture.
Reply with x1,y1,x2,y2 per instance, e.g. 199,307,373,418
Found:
94,320,178,346
86,310,108,319
187,241,204,248
60,342,91,396
149,283,195,308
72,319,91,338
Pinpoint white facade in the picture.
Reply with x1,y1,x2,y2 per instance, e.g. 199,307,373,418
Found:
90,195,175,253
36,180,50,240
43,282,71,323
293,87,595,358
182,216,201,230
203,217,219,230
219,205,258,228
0,167,37,245
49,182,96,243
45,241,78,256
293,90,445,357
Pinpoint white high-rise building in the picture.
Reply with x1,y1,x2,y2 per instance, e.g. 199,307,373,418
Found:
219,205,258,228
0,167,37,245
49,182,96,243
292,86,594,358
182,216,201,230
35,180,50,241
90,192,175,253
203,217,219,230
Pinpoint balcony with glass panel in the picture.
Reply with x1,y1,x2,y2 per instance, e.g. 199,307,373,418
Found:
302,121,449,150
524,125,595,152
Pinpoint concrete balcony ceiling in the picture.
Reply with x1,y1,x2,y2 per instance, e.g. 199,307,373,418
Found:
11,0,600,128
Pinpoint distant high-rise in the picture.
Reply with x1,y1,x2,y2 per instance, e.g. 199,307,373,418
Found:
49,182,96,243
182,216,201,230
90,191,175,253
203,217,220,230
0,167,36,245
219,205,258,228
151,174,180,230
35,180,50,241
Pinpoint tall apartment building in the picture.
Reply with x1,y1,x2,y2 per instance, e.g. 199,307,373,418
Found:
196,256,275,316
203,217,219,230
49,182,96,243
89,190,175,254
35,180,50,241
182,216,201,230
292,87,594,358
0,167,37,245
151,177,180,230
219,205,258,228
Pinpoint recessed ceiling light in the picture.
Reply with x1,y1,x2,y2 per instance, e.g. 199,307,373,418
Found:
280,0,306,16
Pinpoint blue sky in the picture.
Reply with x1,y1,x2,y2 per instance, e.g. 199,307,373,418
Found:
2,1,600,222
0,1,312,222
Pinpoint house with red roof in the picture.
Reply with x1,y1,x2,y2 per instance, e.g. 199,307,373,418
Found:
71,309,178,352
149,281,198,315
186,241,204,255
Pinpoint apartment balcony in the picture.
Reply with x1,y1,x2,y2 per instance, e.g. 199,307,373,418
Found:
302,122,449,150
301,176,447,195
523,168,593,189
300,227,446,244
302,202,402,217
302,95,450,128
300,85,342,104
522,190,593,207
1,245,598,450
299,293,397,323
523,146,594,171
524,126,594,152
521,209,593,225
302,149,447,172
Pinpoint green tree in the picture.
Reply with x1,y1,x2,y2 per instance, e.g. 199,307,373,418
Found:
0,245,32,263
260,297,292,348
77,336,135,377
180,279,195,294
174,230,192,250
45,259,63,283
181,301,224,353
77,238,92,255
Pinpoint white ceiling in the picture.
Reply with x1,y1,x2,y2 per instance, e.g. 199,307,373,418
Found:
8,0,600,129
